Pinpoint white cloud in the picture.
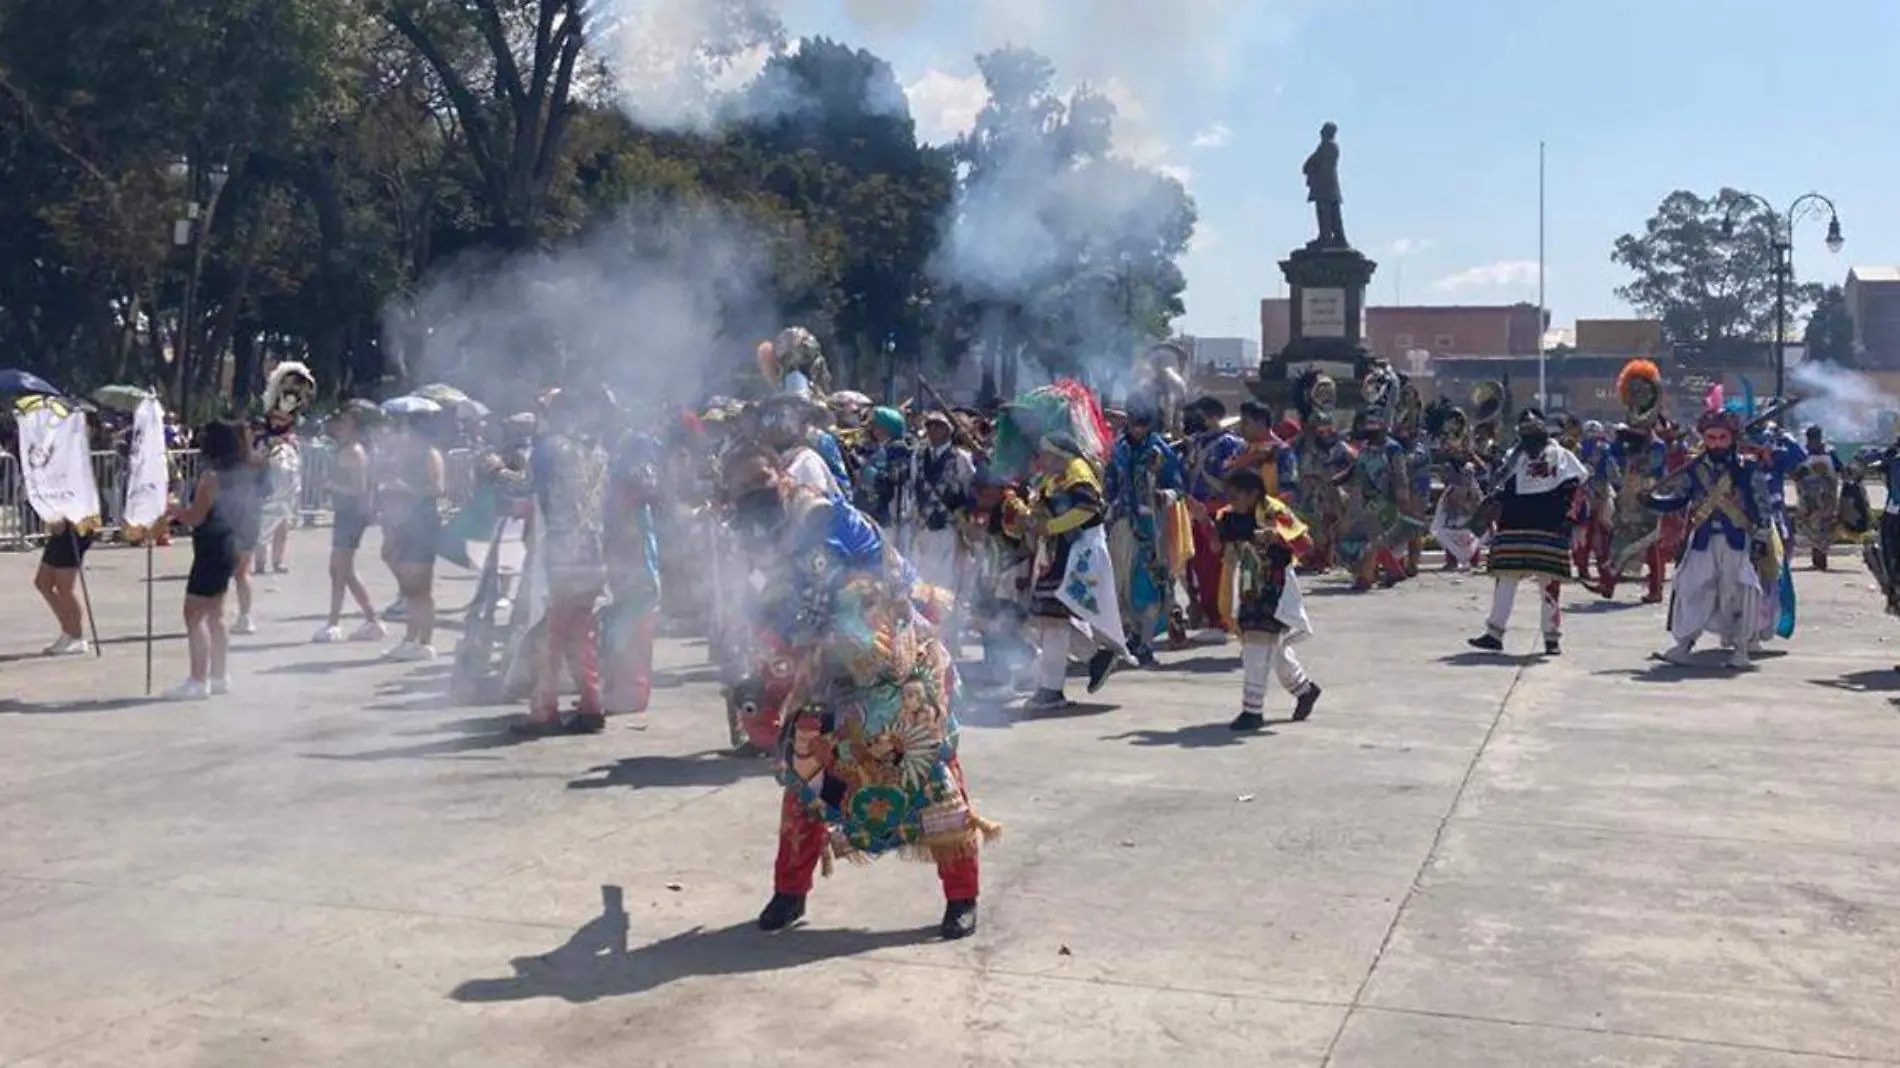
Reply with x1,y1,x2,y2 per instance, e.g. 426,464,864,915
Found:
1389,237,1432,256
1190,122,1231,149
1156,163,1193,186
1431,260,1540,293
903,69,988,144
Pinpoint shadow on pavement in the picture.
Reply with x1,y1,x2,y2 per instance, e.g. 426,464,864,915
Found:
450,885,932,1005
1567,599,1653,614
262,656,392,675
1153,655,1242,675
1103,722,1276,748
0,695,160,715
1810,669,1900,695
303,715,545,761
568,750,770,792
1436,650,1540,667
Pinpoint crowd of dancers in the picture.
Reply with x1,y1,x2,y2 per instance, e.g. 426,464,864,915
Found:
19,330,1900,941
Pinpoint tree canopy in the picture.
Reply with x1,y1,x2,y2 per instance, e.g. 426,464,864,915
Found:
0,2,1196,416
1611,188,1822,346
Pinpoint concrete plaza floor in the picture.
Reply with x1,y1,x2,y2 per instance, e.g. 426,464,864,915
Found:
1,528,1897,1067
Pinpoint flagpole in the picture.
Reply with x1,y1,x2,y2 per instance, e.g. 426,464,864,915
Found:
1537,140,1547,409
144,536,154,693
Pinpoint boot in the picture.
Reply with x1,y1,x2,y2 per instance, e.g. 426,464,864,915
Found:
1292,683,1322,722
758,892,807,932
1544,638,1561,657
1085,648,1119,693
1467,633,1504,652
1812,548,1828,572
1024,688,1070,712
1229,710,1266,732
940,898,978,940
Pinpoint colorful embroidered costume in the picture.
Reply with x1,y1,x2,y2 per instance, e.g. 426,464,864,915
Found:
766,489,992,895
1214,477,1322,730
1469,410,1589,653
1104,423,1185,655
601,433,663,715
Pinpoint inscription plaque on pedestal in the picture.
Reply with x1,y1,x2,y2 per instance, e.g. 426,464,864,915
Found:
1301,288,1346,338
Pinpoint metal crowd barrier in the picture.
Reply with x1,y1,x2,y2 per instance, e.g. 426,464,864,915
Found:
0,444,479,551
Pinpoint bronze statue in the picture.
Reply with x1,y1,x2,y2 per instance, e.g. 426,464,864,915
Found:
1303,122,1346,249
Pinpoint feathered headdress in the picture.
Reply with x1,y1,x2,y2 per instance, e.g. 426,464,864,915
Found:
262,361,316,424
1697,382,1740,435
1360,362,1401,429
1292,368,1336,423
1615,358,1663,429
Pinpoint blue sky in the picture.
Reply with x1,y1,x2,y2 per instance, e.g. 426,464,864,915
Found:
781,0,1900,341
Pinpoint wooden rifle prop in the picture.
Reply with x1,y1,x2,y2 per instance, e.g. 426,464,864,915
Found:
915,375,983,456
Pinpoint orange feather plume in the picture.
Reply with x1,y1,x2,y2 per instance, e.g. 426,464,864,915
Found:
1615,358,1661,408
755,340,779,386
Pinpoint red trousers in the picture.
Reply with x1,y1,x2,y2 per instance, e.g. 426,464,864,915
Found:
1598,540,1666,600
772,791,980,900
532,589,601,717
1189,514,1225,627
603,612,655,714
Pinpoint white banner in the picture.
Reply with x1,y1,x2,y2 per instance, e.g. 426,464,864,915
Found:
123,396,169,532
15,396,100,528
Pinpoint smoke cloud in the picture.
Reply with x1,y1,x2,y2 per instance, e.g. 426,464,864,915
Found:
384,198,786,412
1790,360,1899,441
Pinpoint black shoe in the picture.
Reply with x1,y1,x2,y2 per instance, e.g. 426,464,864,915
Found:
1543,639,1561,657
1467,634,1504,652
1229,710,1267,732
758,892,807,932
1292,683,1321,722
940,898,978,940
1086,648,1119,693
508,716,566,737
1131,643,1158,669
1024,688,1070,712
564,711,607,734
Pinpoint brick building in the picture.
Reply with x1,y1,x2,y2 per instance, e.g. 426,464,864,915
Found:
1846,267,1900,368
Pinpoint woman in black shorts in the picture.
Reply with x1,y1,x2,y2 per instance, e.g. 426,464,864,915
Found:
377,413,445,661
34,522,94,656
165,420,249,700
313,401,385,643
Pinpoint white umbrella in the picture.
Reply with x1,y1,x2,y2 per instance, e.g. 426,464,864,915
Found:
382,395,442,416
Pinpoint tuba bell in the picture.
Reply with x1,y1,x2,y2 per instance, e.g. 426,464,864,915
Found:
1134,342,1192,435
1469,380,1504,429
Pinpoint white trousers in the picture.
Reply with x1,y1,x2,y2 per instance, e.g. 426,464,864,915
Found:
1035,616,1120,693
1240,634,1310,714
1668,540,1761,648
1485,577,1563,640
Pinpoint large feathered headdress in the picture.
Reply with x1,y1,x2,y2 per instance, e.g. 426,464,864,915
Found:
262,361,316,421
1360,361,1401,429
1615,358,1663,430
1291,367,1336,424
758,326,830,399
1697,382,1741,435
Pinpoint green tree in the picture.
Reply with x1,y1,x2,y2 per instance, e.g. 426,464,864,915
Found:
1801,284,1856,366
1612,188,1821,345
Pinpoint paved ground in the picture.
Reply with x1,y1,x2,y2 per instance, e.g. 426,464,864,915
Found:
1,528,1897,1067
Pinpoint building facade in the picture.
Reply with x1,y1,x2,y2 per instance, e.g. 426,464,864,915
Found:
1846,267,1900,369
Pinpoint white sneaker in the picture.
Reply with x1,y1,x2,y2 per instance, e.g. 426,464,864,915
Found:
42,635,87,656
381,640,415,661
313,624,344,643
1655,643,1695,667
1727,648,1751,670
164,679,210,701
349,619,389,642
208,676,231,695
232,614,257,636
394,643,436,663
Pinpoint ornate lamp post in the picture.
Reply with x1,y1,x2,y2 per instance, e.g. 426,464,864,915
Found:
167,155,230,416
1719,191,1844,401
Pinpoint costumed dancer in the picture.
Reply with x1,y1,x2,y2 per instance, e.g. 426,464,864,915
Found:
1590,360,1670,602
254,361,314,578
1104,405,1185,667
1465,408,1589,656
1864,435,1900,623
1745,414,1805,646
757,328,850,487
1793,424,1844,572
905,410,976,595
1647,388,1769,669
601,431,664,718
1182,396,1245,632
964,465,1036,691
1216,469,1323,731
1391,380,1432,577
512,389,610,735
857,405,911,528
1289,370,1345,572
1334,363,1414,591
720,444,996,940
1024,431,1133,709
1426,403,1487,571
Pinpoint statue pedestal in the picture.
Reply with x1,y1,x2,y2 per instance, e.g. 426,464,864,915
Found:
1251,244,1378,412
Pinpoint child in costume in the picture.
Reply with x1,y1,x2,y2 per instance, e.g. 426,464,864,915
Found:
1216,469,1321,731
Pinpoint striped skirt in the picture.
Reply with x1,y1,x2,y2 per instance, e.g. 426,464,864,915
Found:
1486,528,1572,580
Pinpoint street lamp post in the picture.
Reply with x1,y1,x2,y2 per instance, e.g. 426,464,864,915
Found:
1720,191,1844,402
168,155,230,417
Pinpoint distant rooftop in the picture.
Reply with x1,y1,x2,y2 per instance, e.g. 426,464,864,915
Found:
1849,266,1900,283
